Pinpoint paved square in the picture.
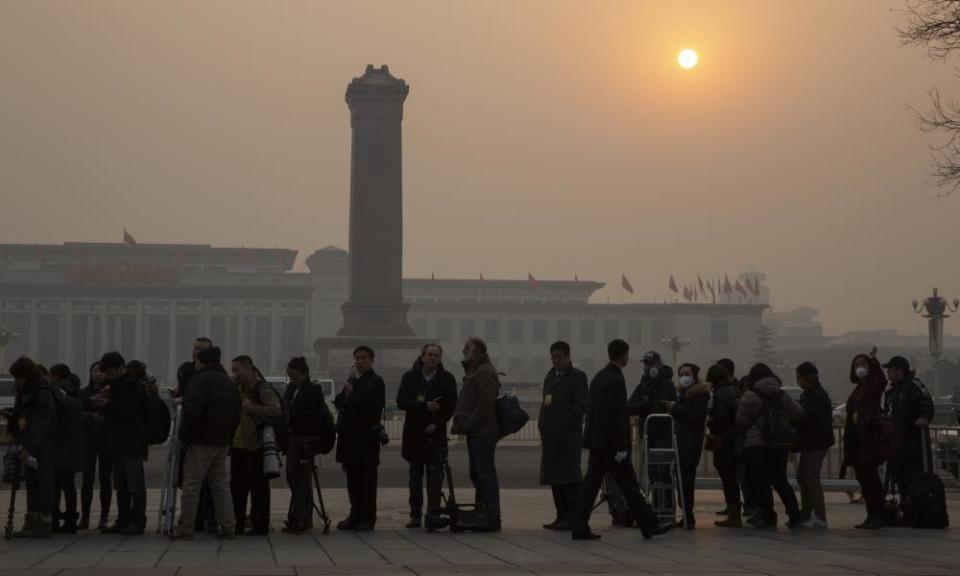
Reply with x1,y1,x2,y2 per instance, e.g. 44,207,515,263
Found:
0,488,958,575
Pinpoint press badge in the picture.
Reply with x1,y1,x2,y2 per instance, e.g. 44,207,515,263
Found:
417,394,425,402
544,394,553,406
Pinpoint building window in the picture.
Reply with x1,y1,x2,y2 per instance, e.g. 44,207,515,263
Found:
460,318,476,341
580,319,595,344
651,320,666,344
628,320,643,345
508,319,524,343
604,319,619,342
436,318,452,341
484,318,500,343
556,319,571,342
532,319,547,343
711,318,730,345
412,317,427,337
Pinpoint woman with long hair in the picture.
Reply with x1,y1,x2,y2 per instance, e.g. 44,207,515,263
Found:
79,361,112,530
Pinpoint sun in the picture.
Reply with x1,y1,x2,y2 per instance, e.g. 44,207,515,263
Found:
677,48,698,70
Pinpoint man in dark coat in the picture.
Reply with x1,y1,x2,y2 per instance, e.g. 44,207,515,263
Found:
795,361,834,528
568,339,665,541
96,352,149,535
538,341,588,531
883,355,935,523
172,347,241,539
334,345,386,531
173,337,216,533
397,343,457,529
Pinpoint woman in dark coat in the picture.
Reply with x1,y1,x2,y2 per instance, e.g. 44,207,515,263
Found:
844,349,891,529
707,363,743,527
537,342,589,529
49,364,84,533
79,362,112,530
669,363,709,529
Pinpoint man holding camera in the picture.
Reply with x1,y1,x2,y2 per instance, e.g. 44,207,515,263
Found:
334,345,386,531
397,343,457,529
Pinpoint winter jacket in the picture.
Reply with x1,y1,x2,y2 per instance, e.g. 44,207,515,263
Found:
179,364,242,447
451,355,501,438
79,380,110,450
397,359,458,461
628,365,677,440
538,365,588,486
707,379,740,448
334,370,386,465
796,383,835,452
673,381,710,462
19,380,57,457
233,379,282,452
51,377,84,472
736,377,804,448
285,379,332,453
105,372,149,460
583,363,631,453
843,356,891,467
885,374,934,457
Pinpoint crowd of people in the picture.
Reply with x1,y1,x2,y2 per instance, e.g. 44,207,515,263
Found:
1,333,940,540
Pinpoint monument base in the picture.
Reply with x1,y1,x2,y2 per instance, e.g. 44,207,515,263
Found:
338,302,416,338
313,335,433,409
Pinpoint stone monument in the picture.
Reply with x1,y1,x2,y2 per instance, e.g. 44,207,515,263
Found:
314,65,427,396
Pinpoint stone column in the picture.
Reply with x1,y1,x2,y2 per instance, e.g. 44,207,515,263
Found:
339,65,414,337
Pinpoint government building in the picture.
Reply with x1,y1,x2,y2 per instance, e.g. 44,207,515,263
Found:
0,241,767,392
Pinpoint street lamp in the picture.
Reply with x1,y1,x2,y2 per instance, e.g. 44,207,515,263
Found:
912,288,959,399
0,328,22,372
660,335,691,370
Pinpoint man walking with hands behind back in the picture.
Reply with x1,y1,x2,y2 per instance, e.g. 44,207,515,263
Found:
173,347,241,539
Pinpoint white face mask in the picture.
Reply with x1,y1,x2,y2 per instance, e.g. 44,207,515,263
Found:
679,375,694,388
855,366,869,380
647,366,660,379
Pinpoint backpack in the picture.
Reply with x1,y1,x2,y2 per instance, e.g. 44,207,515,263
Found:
253,381,289,452
495,394,529,439
910,472,949,528
146,394,171,445
50,386,84,446
760,390,796,448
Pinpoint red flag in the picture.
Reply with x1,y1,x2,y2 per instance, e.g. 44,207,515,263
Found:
123,228,137,245
698,275,705,297
668,275,678,293
574,273,579,282
528,273,540,290
682,286,692,301
479,272,484,282
723,274,732,294
708,280,716,303
621,274,634,294
431,271,436,281
736,280,747,297
751,277,761,296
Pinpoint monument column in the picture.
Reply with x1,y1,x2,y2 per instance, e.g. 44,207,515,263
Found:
339,64,414,337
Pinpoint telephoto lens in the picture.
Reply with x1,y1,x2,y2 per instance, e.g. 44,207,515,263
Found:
261,426,281,479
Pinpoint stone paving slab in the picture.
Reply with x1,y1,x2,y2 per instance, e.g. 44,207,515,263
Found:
1,489,959,575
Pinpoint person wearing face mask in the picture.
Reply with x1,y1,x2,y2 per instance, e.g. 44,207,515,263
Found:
666,363,709,529
843,348,892,529
628,351,677,512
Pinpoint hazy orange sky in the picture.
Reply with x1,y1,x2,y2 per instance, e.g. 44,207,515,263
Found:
2,0,959,336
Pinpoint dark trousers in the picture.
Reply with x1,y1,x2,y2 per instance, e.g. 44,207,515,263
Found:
854,463,885,520
713,447,741,509
195,481,216,531
53,467,78,523
343,460,379,525
551,483,580,523
678,448,701,523
407,442,445,519
24,448,55,516
114,457,146,528
286,440,315,530
797,449,828,522
230,448,270,533
570,449,657,531
80,439,112,521
467,436,501,522
745,446,800,522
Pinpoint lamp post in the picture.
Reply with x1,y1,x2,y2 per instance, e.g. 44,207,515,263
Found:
0,328,22,373
660,335,691,371
912,288,959,399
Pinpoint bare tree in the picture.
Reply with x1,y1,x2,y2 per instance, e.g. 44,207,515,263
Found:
899,1,960,196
